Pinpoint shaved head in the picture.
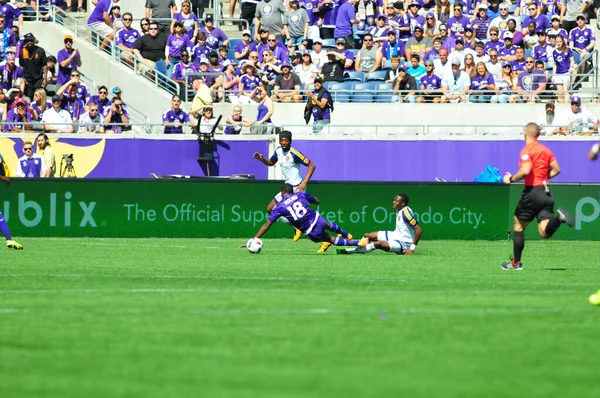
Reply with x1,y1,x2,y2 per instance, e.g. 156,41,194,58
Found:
525,122,541,138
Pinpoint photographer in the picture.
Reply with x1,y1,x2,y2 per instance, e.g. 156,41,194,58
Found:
103,96,130,134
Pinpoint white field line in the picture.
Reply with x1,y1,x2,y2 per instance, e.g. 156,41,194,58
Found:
0,308,28,314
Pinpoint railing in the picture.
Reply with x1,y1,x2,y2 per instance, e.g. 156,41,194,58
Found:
1,122,598,137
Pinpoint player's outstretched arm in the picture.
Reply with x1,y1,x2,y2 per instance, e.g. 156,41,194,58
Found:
254,220,274,239
297,160,316,192
406,224,423,256
253,152,275,166
0,175,10,185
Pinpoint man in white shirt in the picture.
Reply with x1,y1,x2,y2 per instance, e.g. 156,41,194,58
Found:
78,101,104,133
433,48,452,80
553,95,599,135
448,37,476,68
440,59,471,103
41,95,74,133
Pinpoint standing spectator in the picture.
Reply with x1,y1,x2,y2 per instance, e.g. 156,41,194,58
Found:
115,12,141,64
273,62,301,102
19,33,47,100
405,26,433,62
320,0,343,40
172,0,198,42
4,97,33,132
56,35,81,86
86,86,112,115
533,30,553,66
56,78,85,121
441,59,470,103
472,4,491,41
0,0,23,30
537,101,561,135
469,61,496,103
334,0,358,49
78,102,104,134
165,21,192,72
191,32,211,65
446,3,469,38
198,107,223,134
355,34,382,76
244,86,274,134
509,56,547,103
199,14,229,51
0,13,17,63
234,30,257,61
0,53,25,92
0,87,6,118
162,94,192,134
284,0,310,50
240,0,261,32
36,133,55,177
87,0,118,50
145,0,176,34
16,141,47,178
172,50,198,99
254,0,286,42
44,55,58,94
103,96,130,134
189,76,213,116
417,60,443,103
132,21,168,70
392,67,418,103
306,77,331,134
568,14,595,71
41,95,73,133
522,3,550,34
65,0,85,13
552,34,574,104
559,0,591,33
225,105,251,135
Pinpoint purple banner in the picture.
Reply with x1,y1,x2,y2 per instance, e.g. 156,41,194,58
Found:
0,137,597,182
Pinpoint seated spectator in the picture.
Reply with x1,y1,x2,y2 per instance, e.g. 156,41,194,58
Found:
198,107,223,134
536,101,561,135
505,19,523,48
498,31,518,62
103,96,130,134
433,48,452,80
109,4,123,31
463,54,475,77
448,37,475,68
199,14,228,51
309,39,328,74
407,54,426,85
491,62,517,103
484,27,502,54
335,38,355,71
385,56,402,84
405,26,432,64
44,55,57,94
392,67,417,103
511,47,527,75
78,102,104,134
132,21,168,71
16,140,47,178
521,3,549,35
172,0,198,42
355,34,382,77
522,22,539,50
0,53,25,93
214,59,241,103
238,62,262,104
56,78,84,121
244,86,274,134
171,49,198,99
509,56,547,103
41,95,73,133
486,49,502,76
259,49,281,92
446,3,469,38
294,51,316,87
224,105,251,135
552,96,599,136
86,0,116,50
191,32,210,66
166,21,192,72
370,15,390,44
30,87,49,121
259,34,288,64
321,48,345,83
4,97,33,132
0,88,6,119
473,42,489,65
417,60,443,103
382,31,405,64
423,12,441,39
86,85,112,115
273,63,301,102
66,70,90,104
469,62,496,103
234,30,257,61
441,59,470,103
423,37,442,64
472,4,491,40
115,12,141,65
547,16,567,42
162,95,192,134
139,18,151,36
217,45,229,63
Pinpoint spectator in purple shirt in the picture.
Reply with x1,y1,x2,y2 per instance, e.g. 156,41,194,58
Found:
165,21,192,71
4,97,33,132
334,0,358,49
56,34,81,86
192,32,211,66
234,30,257,61
569,14,596,71
0,14,17,62
521,3,550,35
171,0,198,43
498,31,518,62
199,14,228,51
171,50,198,99
335,38,355,70
258,34,288,64
115,12,140,65
56,78,84,121
0,0,22,30
446,3,469,37
472,4,491,40
238,63,262,104
103,96,130,134
86,86,112,115
469,62,496,103
552,34,574,104
162,95,192,134
86,0,118,50
0,53,25,92
509,56,547,103
31,87,49,121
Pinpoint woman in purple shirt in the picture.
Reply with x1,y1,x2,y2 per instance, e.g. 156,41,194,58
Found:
552,35,574,104
165,21,192,72
172,0,198,43
469,62,496,103
238,63,262,104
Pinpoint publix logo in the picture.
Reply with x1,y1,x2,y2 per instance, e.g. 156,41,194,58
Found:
2,192,97,228
575,189,600,230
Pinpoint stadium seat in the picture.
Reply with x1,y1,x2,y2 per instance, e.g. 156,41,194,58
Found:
228,39,242,50
330,81,354,102
352,82,376,103
323,81,337,90
376,83,394,103
382,60,393,69
344,71,365,82
366,70,386,81
348,49,359,57
227,48,236,60
321,38,336,48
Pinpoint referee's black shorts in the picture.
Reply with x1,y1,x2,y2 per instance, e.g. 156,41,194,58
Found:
514,186,555,222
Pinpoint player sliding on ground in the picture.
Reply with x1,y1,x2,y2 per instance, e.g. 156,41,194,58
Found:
249,183,368,252
501,122,574,270
337,194,423,255
253,130,318,249
0,174,23,250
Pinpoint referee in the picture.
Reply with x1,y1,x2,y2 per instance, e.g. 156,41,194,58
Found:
502,122,575,270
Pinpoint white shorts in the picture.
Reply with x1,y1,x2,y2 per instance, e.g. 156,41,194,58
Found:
552,74,570,85
89,22,114,38
274,184,300,203
377,231,411,254
308,26,320,43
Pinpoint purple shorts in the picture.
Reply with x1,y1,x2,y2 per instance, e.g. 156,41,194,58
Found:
306,214,330,243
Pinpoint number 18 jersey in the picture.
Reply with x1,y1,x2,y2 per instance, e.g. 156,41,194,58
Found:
268,192,318,232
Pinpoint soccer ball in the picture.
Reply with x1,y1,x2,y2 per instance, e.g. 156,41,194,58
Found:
246,238,263,254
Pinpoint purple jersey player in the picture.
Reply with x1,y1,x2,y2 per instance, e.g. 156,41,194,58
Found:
250,183,368,253
0,174,23,250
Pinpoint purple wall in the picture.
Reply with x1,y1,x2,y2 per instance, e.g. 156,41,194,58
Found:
2,138,597,182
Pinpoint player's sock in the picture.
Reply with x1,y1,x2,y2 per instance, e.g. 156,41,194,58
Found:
328,222,350,237
544,216,562,238
513,231,525,264
364,243,376,252
333,237,360,246
0,212,12,240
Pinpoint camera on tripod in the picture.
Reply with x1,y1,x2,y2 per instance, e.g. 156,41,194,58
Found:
60,153,76,178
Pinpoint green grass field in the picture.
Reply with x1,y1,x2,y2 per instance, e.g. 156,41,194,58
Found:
1,238,600,398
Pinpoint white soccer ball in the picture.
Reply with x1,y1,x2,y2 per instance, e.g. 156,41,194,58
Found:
246,238,263,254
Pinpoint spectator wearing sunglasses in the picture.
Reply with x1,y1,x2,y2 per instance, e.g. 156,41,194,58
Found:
86,86,112,116
132,21,168,70
78,101,104,134
162,95,192,134
0,53,25,92
56,35,81,86
87,0,119,48
16,140,47,178
116,12,141,65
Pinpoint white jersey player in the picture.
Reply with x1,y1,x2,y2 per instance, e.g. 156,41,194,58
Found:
337,194,423,256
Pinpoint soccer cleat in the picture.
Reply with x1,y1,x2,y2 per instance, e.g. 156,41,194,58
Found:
293,228,302,242
358,237,369,247
7,240,23,250
317,241,331,253
336,248,352,254
338,233,353,240
557,207,575,227
501,260,523,270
